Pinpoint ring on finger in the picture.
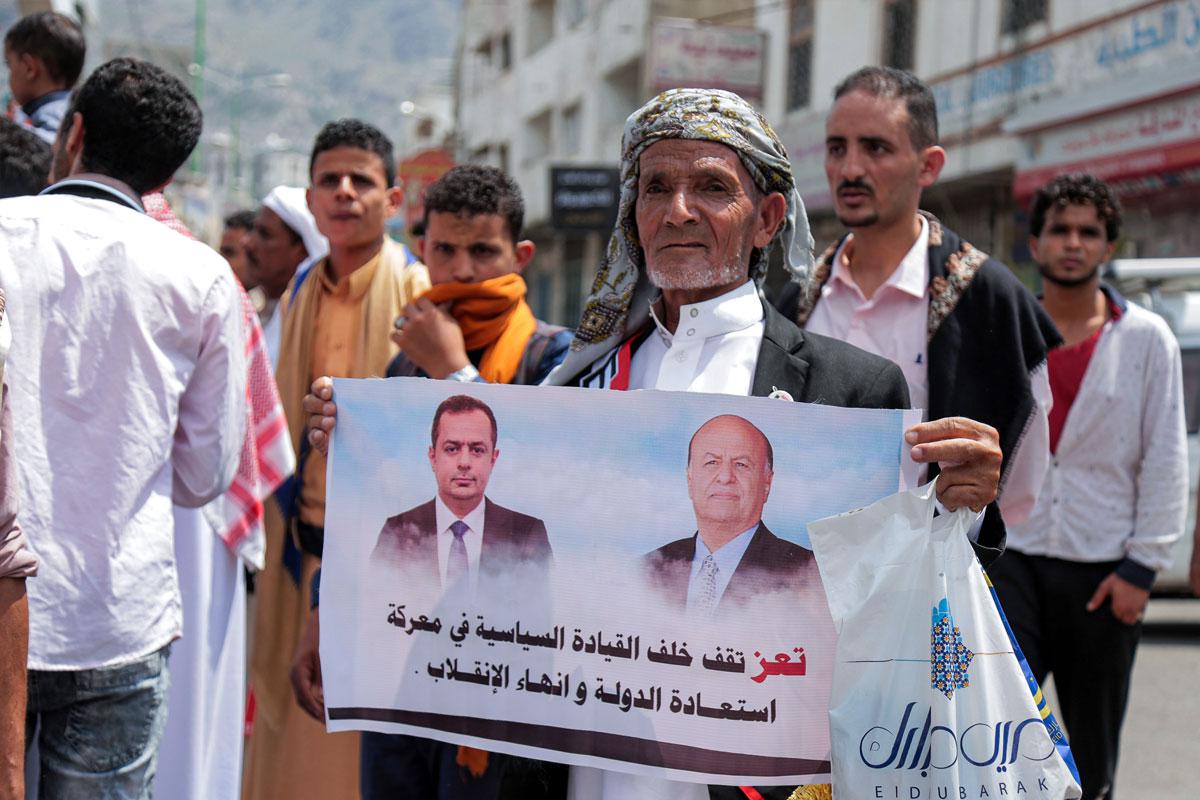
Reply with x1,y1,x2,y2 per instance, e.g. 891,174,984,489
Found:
393,315,407,331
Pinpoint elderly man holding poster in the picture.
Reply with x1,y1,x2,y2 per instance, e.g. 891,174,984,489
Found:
305,89,1003,800
545,88,1001,800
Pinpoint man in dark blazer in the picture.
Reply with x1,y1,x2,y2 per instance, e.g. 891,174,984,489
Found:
644,415,819,613
372,393,551,592
543,88,1002,800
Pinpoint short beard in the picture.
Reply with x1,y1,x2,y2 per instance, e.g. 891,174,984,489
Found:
1038,262,1101,288
647,257,748,291
836,211,879,228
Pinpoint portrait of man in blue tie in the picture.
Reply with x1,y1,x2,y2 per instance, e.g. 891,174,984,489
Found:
642,414,819,615
371,394,553,591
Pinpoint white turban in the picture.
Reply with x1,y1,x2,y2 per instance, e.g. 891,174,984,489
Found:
261,185,328,262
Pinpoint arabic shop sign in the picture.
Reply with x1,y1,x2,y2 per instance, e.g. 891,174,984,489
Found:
646,18,767,103
933,0,1200,138
1014,88,1200,197
550,166,620,231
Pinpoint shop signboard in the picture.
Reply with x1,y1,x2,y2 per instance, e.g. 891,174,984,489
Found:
550,166,620,231
646,18,766,104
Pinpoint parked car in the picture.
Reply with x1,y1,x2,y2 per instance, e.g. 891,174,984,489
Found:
1106,258,1200,595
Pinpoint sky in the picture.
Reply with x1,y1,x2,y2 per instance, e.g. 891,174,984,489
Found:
326,376,909,561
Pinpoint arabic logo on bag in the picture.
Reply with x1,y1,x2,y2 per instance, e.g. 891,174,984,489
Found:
930,598,973,700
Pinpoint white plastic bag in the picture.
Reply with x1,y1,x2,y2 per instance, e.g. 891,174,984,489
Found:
808,481,1081,800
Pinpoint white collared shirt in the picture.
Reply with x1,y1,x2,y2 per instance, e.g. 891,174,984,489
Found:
570,285,761,800
1008,301,1187,570
0,192,246,670
434,495,486,587
805,216,1051,525
686,525,758,611
628,279,764,396
263,299,283,369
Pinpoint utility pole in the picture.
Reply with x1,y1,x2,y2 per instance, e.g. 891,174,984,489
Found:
190,0,207,177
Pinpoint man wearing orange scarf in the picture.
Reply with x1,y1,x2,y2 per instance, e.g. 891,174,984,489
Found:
292,164,572,800
383,165,570,386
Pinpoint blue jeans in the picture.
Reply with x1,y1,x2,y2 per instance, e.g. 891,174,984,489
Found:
25,645,171,800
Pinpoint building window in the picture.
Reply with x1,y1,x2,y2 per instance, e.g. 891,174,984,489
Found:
787,0,815,111
563,0,587,29
470,38,492,94
497,32,512,71
882,0,917,72
560,103,582,156
524,110,552,166
1001,0,1047,34
533,269,554,322
527,0,555,55
562,238,586,328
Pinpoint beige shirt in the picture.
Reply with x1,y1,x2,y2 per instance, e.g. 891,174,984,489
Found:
298,252,384,526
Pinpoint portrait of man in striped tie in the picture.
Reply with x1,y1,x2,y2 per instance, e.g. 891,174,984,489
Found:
642,414,820,615
370,394,553,594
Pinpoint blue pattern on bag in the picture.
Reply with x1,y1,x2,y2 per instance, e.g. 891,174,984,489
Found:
982,571,1082,785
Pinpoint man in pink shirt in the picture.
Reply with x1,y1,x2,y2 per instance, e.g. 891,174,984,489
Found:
775,67,1060,561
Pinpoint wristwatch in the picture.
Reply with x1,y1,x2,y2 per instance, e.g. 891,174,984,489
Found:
446,363,481,382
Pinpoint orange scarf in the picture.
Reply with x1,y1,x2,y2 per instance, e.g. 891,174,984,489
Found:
421,273,538,384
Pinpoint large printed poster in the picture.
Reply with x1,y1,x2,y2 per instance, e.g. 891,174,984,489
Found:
321,377,918,785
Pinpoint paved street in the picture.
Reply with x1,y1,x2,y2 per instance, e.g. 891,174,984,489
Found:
1042,599,1200,798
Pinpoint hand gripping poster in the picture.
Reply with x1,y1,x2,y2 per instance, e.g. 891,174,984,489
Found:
320,377,919,786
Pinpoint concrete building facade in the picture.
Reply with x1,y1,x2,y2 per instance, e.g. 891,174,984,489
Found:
456,0,1200,322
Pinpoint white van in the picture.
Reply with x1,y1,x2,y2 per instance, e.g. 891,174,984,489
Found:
1106,258,1200,594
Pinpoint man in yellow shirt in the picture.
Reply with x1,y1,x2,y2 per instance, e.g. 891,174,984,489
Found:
243,118,430,800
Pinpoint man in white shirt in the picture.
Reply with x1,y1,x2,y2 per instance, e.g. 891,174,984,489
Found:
989,174,1187,800
0,57,245,799
774,67,1062,559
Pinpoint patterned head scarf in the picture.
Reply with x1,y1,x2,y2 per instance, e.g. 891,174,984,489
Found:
546,88,813,384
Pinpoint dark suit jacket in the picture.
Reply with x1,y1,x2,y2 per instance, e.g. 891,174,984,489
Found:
750,299,910,409
568,298,910,409
643,521,819,611
372,497,552,589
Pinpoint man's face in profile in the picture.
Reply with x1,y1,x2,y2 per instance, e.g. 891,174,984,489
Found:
686,416,773,535
428,409,499,510
220,225,252,288
246,207,307,298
